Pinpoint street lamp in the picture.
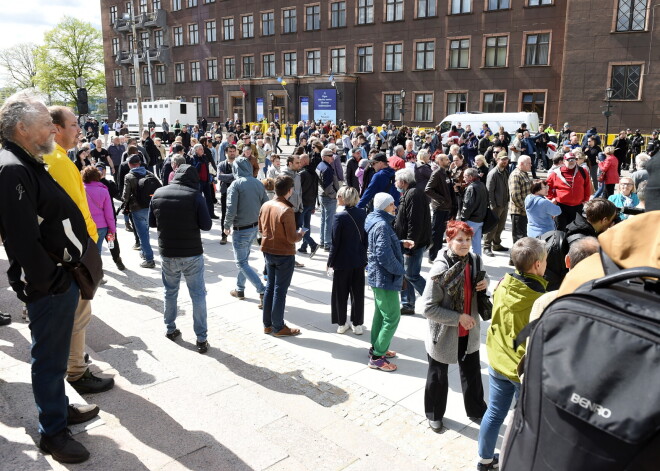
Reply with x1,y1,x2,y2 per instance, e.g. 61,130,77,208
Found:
603,87,615,146
399,89,406,127
124,6,144,135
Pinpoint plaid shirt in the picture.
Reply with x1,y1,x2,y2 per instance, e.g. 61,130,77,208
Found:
508,168,532,215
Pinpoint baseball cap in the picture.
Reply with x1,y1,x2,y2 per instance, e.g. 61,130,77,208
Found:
564,153,577,161
369,153,388,164
321,148,334,157
95,163,106,171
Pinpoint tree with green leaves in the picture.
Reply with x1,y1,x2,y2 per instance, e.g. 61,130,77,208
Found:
35,17,105,113
0,43,38,90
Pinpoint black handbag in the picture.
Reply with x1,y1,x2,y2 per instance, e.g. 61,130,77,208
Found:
51,237,104,300
475,256,493,321
482,207,499,234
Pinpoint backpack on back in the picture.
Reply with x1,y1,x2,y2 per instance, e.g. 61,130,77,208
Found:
501,253,660,471
135,173,162,209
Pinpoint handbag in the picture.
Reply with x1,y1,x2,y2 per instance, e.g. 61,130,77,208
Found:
482,207,499,234
475,256,493,321
51,238,104,300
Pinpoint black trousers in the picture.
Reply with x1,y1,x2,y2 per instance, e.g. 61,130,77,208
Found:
331,267,365,326
220,192,228,229
605,183,616,198
511,214,528,243
556,203,582,232
429,208,450,262
424,335,487,421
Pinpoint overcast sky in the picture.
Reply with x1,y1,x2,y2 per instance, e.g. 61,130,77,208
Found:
0,0,102,85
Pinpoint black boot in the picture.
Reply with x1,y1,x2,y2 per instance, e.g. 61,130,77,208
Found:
39,428,90,463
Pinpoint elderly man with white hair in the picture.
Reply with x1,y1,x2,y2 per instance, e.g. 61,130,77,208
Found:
631,153,651,189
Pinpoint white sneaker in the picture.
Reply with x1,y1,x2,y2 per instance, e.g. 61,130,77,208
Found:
352,324,364,335
337,323,351,334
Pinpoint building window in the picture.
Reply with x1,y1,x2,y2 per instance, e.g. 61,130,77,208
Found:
188,24,199,45
262,11,275,36
524,33,550,66
142,66,150,86
331,2,347,28
187,0,197,7
262,53,275,77
283,8,297,33
487,0,509,10
357,46,373,73
242,56,255,78
113,69,122,87
208,97,219,116
203,0,215,3
417,0,437,17
521,91,546,122
129,67,135,86
224,57,236,79
611,64,642,100
306,50,321,75
110,6,118,23
153,0,161,9
616,0,647,32
223,18,234,40
154,30,163,47
192,97,202,117
386,0,404,21
384,93,402,120
190,61,201,81
528,0,553,5
112,38,119,56
414,93,433,121
484,35,508,67
126,2,133,16
155,65,165,84
242,15,254,38
306,5,321,31
415,41,434,70
446,92,467,114
329,48,346,74
207,58,218,80
205,21,216,42
139,0,148,14
174,63,185,83
482,92,505,112
173,26,183,46
450,0,471,14
384,43,403,71
449,38,470,69
140,31,150,48
172,0,181,11
284,52,297,75
127,34,134,52
357,0,375,24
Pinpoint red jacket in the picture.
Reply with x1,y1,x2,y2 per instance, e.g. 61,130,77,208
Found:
546,165,592,206
598,154,619,184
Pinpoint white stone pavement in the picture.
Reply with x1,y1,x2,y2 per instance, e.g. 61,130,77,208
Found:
0,146,518,471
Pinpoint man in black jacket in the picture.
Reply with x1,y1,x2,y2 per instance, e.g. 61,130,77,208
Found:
483,152,510,256
149,164,212,354
142,129,160,173
425,153,454,262
217,144,237,244
345,147,362,191
0,91,94,463
394,169,431,315
298,154,319,255
460,168,488,256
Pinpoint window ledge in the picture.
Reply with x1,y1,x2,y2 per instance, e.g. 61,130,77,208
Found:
445,67,471,71
355,22,375,26
523,4,555,9
355,71,374,74
519,64,551,68
610,29,649,34
414,15,439,20
382,69,404,73
413,68,436,72
481,65,509,69
484,8,512,13
447,12,473,17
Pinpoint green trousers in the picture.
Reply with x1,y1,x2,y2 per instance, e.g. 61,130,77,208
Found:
370,287,401,357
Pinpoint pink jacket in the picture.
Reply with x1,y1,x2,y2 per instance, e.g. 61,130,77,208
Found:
84,181,116,233
598,154,619,185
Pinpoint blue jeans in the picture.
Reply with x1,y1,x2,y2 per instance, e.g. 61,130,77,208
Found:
231,226,265,294
27,279,80,436
96,226,108,255
299,205,318,251
319,195,337,247
262,253,295,332
400,246,427,309
132,207,153,262
466,220,484,256
478,367,521,459
162,255,208,342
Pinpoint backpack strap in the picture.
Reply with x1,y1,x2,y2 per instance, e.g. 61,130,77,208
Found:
599,247,620,276
513,319,540,350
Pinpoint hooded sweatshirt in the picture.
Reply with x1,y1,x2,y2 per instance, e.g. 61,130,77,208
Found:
224,156,268,230
357,166,400,209
525,193,562,238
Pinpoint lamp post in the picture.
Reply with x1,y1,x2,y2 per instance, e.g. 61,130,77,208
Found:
125,4,143,135
400,89,406,128
270,92,275,122
139,40,155,102
603,87,614,146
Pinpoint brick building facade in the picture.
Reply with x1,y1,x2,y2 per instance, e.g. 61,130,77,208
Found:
101,0,659,132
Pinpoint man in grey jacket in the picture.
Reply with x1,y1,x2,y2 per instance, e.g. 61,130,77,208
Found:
483,151,510,257
224,157,269,306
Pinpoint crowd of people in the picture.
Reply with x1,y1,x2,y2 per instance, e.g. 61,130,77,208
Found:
0,89,658,467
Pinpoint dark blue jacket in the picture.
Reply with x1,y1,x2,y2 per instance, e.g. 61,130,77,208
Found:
328,207,368,270
357,166,400,209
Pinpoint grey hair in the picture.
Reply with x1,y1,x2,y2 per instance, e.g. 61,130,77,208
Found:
337,186,359,207
172,155,186,167
518,155,532,164
395,168,415,185
192,143,204,152
417,148,430,164
0,90,46,143
394,144,404,154
511,237,547,273
567,236,600,269
635,153,650,169
464,168,479,180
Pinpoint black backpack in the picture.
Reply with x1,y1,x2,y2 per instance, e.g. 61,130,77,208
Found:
135,173,162,209
501,253,660,471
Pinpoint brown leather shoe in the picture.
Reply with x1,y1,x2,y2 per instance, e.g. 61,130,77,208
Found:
273,326,301,337
264,327,273,334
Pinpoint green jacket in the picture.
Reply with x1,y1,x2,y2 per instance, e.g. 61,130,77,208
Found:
486,271,547,383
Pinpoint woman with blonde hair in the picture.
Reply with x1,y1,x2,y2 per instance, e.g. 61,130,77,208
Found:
415,148,433,192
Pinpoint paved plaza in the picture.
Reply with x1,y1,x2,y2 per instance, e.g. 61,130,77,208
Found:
0,149,517,471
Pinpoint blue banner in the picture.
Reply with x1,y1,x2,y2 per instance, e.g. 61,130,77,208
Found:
300,96,309,122
256,97,264,121
313,89,336,123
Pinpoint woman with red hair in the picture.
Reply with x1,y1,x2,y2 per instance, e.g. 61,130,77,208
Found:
421,220,489,433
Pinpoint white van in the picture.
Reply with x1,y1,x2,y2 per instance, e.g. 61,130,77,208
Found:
438,112,539,141
124,100,197,134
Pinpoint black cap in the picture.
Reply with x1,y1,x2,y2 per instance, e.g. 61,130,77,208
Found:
370,152,388,163
128,154,141,164
173,144,184,153
95,163,106,171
